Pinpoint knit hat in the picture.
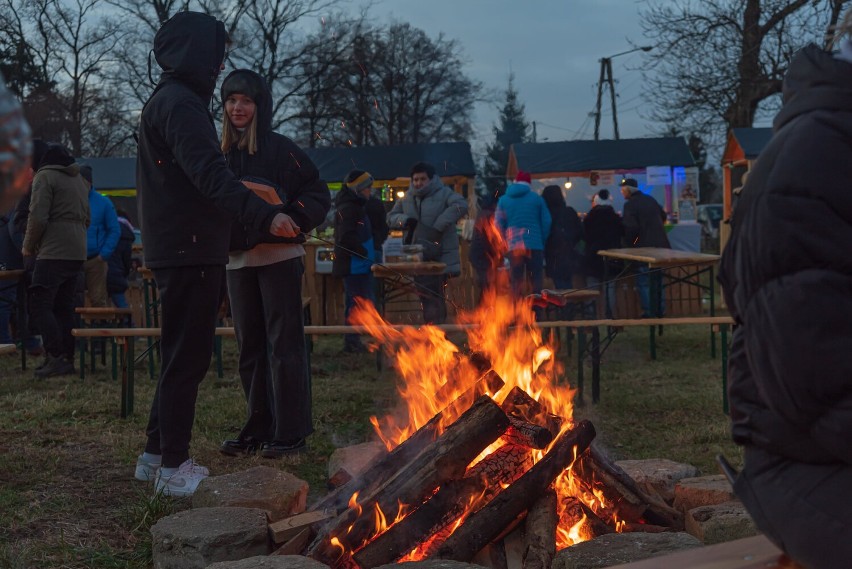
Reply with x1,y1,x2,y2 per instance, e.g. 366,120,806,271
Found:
79,164,93,185
593,189,613,207
221,70,264,104
620,178,639,191
515,171,532,185
344,169,374,193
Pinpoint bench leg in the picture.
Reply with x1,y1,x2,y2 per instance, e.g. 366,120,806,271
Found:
591,326,601,404
576,328,586,403
720,324,729,415
119,338,128,418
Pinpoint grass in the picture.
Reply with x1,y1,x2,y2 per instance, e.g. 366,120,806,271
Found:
0,324,742,568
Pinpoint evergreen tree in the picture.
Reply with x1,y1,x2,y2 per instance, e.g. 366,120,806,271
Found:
482,74,530,198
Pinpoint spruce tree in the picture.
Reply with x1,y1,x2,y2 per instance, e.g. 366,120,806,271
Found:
482,73,530,199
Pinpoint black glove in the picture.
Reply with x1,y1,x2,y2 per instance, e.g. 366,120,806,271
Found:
413,223,443,262
403,217,418,245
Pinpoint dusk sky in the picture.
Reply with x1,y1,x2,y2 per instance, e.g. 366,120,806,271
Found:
357,0,666,158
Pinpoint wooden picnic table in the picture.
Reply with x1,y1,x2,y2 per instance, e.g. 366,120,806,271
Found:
598,247,722,359
371,262,447,319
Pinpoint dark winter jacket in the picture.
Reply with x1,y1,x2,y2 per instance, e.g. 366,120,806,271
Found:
136,12,282,268
332,187,374,277
718,44,852,465
542,187,582,283
222,69,330,252
582,205,624,278
622,191,669,248
23,145,90,261
0,207,22,270
107,218,135,294
365,196,389,251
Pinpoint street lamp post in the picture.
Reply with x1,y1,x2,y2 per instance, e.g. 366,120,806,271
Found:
594,45,653,141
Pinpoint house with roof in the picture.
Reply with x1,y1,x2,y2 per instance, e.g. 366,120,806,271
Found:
719,127,773,249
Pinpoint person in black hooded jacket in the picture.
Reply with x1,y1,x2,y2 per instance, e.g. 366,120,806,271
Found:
217,69,330,459
133,11,298,497
718,36,852,569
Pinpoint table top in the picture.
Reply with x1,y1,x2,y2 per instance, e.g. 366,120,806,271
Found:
371,262,446,277
597,247,720,267
0,269,25,281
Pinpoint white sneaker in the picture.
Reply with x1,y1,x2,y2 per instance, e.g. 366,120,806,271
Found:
134,455,161,482
155,459,210,497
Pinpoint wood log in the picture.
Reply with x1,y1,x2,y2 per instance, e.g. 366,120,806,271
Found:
574,444,683,530
310,369,505,515
502,418,553,449
500,386,563,435
271,527,312,556
353,443,532,568
269,511,333,544
433,420,596,562
307,395,510,567
522,489,557,569
559,496,612,540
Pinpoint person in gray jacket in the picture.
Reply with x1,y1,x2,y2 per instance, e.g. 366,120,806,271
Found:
387,162,467,324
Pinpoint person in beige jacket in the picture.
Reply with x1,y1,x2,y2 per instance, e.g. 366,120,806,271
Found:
22,141,90,378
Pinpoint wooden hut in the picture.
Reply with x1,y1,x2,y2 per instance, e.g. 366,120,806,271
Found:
719,127,772,251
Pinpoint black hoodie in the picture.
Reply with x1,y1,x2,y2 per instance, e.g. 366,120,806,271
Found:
220,69,330,251
719,44,852,465
136,11,282,268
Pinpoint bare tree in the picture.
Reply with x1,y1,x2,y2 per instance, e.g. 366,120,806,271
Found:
640,0,851,144
296,22,481,147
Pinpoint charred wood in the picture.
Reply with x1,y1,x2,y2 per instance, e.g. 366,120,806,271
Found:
522,489,557,569
354,443,532,568
310,370,505,515
433,420,596,562
307,395,510,567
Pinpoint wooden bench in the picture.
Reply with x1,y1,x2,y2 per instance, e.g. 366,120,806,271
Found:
0,343,16,356
607,534,802,568
75,307,135,379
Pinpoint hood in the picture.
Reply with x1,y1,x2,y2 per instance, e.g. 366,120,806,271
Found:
774,44,852,132
37,143,75,170
335,185,366,208
505,182,532,198
154,11,228,98
220,69,273,135
411,174,443,198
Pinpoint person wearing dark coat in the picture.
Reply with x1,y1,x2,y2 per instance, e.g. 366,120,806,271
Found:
332,170,377,353
365,193,389,258
620,178,670,317
218,69,330,460
541,185,582,289
134,11,298,497
718,39,852,569
468,194,500,304
582,189,624,318
106,208,135,309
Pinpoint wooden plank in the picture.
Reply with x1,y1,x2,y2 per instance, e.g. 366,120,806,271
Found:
0,269,25,281
270,527,312,556
605,534,803,569
371,262,447,277
269,511,333,544
0,344,16,355
598,247,720,267
75,307,134,315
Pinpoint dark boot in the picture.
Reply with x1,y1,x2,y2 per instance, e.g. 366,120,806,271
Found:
35,355,75,379
219,437,264,456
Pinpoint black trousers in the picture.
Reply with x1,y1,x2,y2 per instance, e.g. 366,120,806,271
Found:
736,446,852,569
144,265,223,467
29,259,83,359
227,257,312,443
414,274,448,325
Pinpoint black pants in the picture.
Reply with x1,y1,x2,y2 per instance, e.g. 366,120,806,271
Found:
735,446,852,569
144,265,223,467
29,259,83,359
415,274,448,325
227,257,312,443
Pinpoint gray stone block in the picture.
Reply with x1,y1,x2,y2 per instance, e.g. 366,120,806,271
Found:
552,532,702,569
375,561,486,569
207,555,330,568
327,442,386,488
152,506,270,569
614,459,699,503
192,466,309,522
684,501,758,545
673,474,736,513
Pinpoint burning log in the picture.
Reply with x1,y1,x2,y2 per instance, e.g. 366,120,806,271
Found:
353,443,533,568
432,419,597,562
311,369,505,515
559,496,612,539
573,445,683,530
502,418,553,449
307,395,511,567
522,489,557,569
500,386,563,436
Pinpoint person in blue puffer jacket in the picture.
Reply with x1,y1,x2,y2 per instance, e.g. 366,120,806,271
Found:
495,171,551,299
80,165,120,307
